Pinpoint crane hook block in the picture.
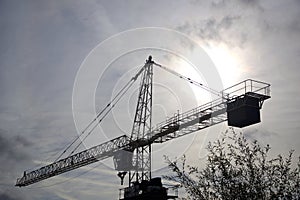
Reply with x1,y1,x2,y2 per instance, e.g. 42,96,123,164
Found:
117,171,127,185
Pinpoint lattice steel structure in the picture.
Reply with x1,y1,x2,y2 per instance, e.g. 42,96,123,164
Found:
16,57,271,200
16,135,130,186
128,56,153,184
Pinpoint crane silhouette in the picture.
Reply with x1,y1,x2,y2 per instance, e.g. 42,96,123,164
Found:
16,56,271,199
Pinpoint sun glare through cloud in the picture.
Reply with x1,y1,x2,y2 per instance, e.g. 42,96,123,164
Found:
203,44,242,88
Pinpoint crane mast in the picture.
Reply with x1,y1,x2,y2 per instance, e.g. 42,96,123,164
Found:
128,56,153,184
16,56,271,200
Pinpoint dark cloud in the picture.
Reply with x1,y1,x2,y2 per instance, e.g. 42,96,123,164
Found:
0,129,33,199
0,130,66,200
0,130,33,174
177,15,247,47
191,0,262,8
0,194,19,200
181,0,274,48
210,0,264,11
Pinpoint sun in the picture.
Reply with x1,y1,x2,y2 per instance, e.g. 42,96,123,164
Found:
203,44,242,88
163,44,243,105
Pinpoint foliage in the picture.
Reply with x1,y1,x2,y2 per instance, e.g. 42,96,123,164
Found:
164,128,300,200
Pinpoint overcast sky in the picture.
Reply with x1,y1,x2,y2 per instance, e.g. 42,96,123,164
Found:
1,0,300,199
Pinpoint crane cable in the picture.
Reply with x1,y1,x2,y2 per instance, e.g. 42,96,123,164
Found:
54,80,132,161
54,65,146,162
26,76,136,169
67,79,135,156
153,62,227,99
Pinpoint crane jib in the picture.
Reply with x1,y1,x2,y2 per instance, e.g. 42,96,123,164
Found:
16,135,130,187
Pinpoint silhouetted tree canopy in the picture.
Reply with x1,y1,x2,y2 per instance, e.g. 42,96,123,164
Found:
164,128,300,200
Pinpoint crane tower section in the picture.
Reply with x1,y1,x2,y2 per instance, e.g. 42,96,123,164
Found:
129,56,153,184
113,56,154,185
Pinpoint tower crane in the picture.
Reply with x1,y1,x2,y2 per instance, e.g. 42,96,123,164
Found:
16,56,271,200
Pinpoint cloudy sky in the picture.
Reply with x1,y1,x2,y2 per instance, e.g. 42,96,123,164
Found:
1,0,300,199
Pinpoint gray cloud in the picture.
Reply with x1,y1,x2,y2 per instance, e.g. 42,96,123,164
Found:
211,0,264,10
243,127,280,148
0,194,19,200
0,130,31,162
1,0,300,199
0,129,33,165
177,15,246,47
0,129,33,200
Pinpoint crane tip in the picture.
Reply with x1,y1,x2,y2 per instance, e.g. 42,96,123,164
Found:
147,55,154,63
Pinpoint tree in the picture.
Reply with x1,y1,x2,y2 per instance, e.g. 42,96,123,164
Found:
164,128,300,200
